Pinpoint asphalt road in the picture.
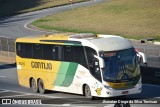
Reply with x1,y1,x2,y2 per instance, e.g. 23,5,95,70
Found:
0,0,160,106
0,64,160,107
0,0,159,66
0,0,110,38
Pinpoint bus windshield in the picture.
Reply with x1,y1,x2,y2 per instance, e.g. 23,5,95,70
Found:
100,48,140,82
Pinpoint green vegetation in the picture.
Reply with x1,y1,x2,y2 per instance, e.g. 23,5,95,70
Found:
0,0,87,17
32,0,160,40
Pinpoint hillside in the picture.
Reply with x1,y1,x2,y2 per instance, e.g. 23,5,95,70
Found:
32,0,160,40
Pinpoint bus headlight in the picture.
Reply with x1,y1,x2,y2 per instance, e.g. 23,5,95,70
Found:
104,85,112,90
136,78,142,87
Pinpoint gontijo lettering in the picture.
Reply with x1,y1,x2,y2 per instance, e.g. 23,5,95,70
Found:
31,61,52,70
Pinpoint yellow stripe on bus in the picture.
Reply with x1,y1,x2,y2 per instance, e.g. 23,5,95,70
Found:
16,56,61,90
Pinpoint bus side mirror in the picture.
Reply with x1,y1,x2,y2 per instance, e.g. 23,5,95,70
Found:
94,55,105,69
137,52,147,64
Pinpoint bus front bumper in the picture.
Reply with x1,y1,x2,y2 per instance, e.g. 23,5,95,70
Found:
102,84,142,98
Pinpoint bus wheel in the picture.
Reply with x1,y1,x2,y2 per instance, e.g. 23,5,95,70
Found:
38,79,46,94
123,103,131,107
84,85,91,98
31,78,38,93
114,103,122,107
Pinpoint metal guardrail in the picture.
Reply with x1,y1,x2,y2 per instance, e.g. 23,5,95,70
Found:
0,36,16,57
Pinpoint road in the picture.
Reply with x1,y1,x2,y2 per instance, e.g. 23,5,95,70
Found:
0,0,160,106
0,64,160,107
0,0,159,66
0,0,110,38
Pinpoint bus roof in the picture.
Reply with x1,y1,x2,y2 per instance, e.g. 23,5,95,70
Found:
16,33,133,51
88,36,133,52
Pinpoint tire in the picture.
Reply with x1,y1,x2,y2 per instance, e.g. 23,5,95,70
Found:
114,103,122,107
117,95,127,99
123,103,131,107
38,79,46,94
31,78,38,93
84,85,92,98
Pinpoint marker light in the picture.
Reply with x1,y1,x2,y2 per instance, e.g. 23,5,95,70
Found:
103,52,116,57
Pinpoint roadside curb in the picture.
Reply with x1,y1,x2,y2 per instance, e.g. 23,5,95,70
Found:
154,42,160,45
129,39,160,46
25,21,55,34
0,51,15,64
0,56,15,64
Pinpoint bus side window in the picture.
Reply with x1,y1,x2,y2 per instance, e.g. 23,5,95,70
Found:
85,47,102,82
43,44,55,60
93,59,102,82
16,43,25,58
74,46,87,68
25,43,33,58
64,46,75,62
33,44,43,59
55,46,64,61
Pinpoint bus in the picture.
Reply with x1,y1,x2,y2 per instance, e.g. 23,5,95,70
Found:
15,33,147,98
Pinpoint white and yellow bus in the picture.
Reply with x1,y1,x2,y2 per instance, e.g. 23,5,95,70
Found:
15,33,147,98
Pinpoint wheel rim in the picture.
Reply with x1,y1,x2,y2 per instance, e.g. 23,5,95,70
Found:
85,85,91,97
38,79,45,94
39,81,43,91
32,79,36,90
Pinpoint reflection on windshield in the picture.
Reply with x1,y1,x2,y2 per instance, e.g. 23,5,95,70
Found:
101,48,140,82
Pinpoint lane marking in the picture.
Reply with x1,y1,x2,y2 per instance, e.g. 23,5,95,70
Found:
0,76,6,78
0,94,31,98
62,104,71,106
0,89,98,104
143,84,160,88
104,104,114,107
40,104,74,106
0,88,60,98
0,90,10,93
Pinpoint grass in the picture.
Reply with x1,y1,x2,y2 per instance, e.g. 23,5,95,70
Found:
0,0,88,17
32,0,160,41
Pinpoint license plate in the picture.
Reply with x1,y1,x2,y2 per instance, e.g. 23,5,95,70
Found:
122,91,128,95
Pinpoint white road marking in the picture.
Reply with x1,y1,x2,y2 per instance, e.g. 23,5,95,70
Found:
143,84,160,88
24,18,53,33
42,104,73,107
0,90,10,93
73,105,93,107
0,94,31,98
154,42,160,45
154,97,160,98
0,89,99,105
0,76,6,78
0,88,60,98
62,104,71,106
104,105,114,107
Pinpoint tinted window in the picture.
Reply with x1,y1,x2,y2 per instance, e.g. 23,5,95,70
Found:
33,44,43,59
55,46,64,61
16,43,94,71
85,47,96,65
74,46,87,68
43,44,55,60
16,43,25,57
25,43,33,58
85,47,102,82
64,46,74,62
